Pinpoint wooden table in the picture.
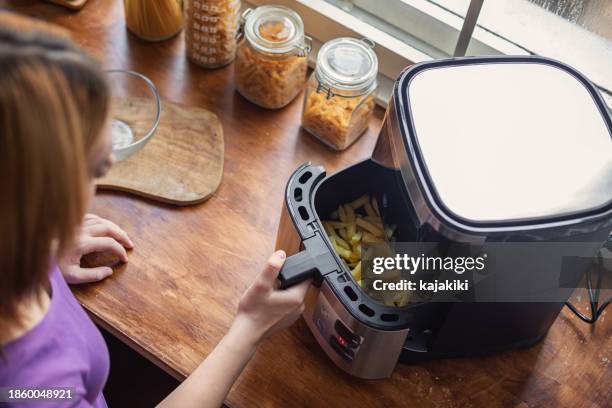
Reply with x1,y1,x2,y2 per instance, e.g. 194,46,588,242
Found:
3,1,611,407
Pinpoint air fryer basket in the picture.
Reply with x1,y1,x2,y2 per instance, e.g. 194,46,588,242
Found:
277,160,449,336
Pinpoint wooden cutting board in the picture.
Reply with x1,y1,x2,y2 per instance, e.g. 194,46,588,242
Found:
97,98,224,206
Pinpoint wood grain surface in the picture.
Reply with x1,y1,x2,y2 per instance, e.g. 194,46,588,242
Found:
2,1,610,407
97,97,224,205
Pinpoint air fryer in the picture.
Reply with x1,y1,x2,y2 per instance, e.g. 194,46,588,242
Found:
275,56,612,379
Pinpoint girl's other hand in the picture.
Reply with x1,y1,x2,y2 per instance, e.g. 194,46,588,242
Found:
231,250,310,347
59,214,134,284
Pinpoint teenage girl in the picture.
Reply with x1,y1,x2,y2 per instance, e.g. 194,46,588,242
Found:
0,12,309,408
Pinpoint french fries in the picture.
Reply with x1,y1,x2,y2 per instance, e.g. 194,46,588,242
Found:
322,195,415,307
356,218,384,237
364,202,377,217
350,231,362,245
362,232,384,244
322,195,392,285
371,196,380,216
349,195,369,209
352,261,362,282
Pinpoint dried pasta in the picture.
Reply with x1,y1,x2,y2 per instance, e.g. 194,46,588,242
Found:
185,0,240,68
124,0,183,41
234,23,308,109
302,89,375,150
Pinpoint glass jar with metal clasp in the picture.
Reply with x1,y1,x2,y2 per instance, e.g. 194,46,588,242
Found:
234,5,312,109
302,37,378,150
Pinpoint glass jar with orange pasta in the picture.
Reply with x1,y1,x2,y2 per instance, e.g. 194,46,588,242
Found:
234,5,311,109
184,0,241,68
302,38,378,150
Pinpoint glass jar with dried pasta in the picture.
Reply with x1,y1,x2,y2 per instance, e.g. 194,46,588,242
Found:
234,5,311,109
124,0,184,42
185,0,241,68
302,38,378,150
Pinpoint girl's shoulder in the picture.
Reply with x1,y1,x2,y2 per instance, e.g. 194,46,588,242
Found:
0,265,109,405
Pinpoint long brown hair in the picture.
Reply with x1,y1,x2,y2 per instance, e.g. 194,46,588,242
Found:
0,12,110,327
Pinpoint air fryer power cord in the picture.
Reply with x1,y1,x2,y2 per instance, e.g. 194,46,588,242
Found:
564,253,611,324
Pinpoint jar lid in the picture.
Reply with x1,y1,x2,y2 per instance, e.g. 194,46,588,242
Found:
243,5,307,55
315,37,378,95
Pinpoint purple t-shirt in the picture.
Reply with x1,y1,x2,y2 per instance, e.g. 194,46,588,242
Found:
0,265,109,407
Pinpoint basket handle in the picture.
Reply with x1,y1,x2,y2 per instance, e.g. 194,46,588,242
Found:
278,250,318,289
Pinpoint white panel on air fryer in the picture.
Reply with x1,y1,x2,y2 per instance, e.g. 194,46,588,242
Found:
407,62,612,222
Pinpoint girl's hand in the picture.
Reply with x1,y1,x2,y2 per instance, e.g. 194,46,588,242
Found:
159,250,310,408
59,213,134,284
230,250,310,347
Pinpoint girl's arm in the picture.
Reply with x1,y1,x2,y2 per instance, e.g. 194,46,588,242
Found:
157,250,310,408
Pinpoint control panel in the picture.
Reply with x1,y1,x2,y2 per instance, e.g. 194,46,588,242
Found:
313,290,363,362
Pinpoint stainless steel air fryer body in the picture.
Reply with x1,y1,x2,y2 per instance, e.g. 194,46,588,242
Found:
276,56,612,380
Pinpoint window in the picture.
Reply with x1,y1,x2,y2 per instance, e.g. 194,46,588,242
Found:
244,0,612,107
473,0,611,106
325,0,524,58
